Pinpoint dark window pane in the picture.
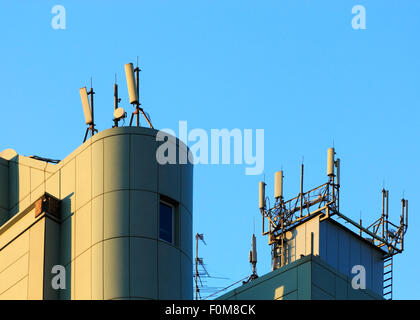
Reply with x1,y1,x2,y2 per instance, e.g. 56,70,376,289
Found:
159,202,173,243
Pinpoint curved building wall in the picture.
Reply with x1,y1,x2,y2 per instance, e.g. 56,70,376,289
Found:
64,127,193,300
0,127,193,300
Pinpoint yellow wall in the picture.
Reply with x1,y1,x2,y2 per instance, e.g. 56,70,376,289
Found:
0,126,193,300
0,207,46,299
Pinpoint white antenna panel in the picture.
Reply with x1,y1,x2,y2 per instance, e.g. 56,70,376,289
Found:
327,147,335,177
274,170,283,199
124,63,138,104
259,182,265,209
80,87,92,125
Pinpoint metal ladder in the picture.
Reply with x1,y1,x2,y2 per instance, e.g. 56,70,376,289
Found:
383,256,393,300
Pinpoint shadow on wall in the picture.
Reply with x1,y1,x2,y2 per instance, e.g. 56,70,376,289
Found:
6,155,19,222
0,157,12,226
59,192,73,300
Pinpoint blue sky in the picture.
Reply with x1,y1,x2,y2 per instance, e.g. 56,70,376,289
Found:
0,0,419,299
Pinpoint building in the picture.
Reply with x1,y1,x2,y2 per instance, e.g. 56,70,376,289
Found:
218,219,385,300
0,127,193,300
218,148,408,300
0,125,408,300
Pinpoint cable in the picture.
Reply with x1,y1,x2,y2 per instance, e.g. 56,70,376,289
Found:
201,276,249,300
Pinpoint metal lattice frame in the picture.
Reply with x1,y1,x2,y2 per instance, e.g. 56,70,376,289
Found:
261,176,408,268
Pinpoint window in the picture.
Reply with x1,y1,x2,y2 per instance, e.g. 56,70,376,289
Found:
159,201,174,244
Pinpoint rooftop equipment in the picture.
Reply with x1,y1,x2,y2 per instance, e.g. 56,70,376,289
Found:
76,61,154,141
194,233,209,300
79,83,98,142
243,234,258,284
327,147,335,177
274,171,283,200
112,78,126,127
124,61,154,129
259,181,266,210
259,147,408,299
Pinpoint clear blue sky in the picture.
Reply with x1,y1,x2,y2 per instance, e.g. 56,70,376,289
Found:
0,0,419,299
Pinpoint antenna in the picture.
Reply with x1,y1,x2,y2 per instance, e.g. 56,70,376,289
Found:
274,170,284,201
124,61,154,129
80,87,92,125
327,147,335,178
335,158,341,186
112,77,125,128
79,84,97,142
243,234,258,284
300,162,304,217
125,63,138,104
259,181,266,210
260,148,408,277
195,233,208,300
251,234,257,270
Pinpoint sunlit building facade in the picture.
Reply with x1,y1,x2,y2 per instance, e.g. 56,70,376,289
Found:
0,127,193,300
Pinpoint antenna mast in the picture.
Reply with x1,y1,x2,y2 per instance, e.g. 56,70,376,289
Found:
113,76,119,127
194,233,208,300
80,81,98,143
112,76,126,127
124,60,154,129
243,234,258,284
